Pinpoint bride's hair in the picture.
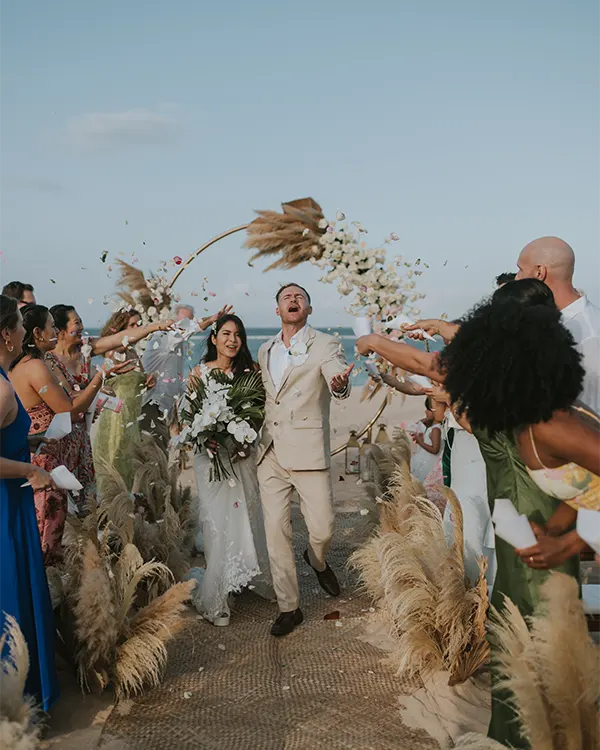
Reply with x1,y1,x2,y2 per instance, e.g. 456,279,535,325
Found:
203,314,255,376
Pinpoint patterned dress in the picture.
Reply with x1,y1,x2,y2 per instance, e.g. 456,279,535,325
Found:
45,353,96,515
28,402,70,565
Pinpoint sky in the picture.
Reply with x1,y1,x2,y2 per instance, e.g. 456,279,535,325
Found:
1,0,598,329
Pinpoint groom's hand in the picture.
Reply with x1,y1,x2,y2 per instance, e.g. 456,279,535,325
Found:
330,364,354,394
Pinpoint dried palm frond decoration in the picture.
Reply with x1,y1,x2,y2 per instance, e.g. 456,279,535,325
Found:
244,197,327,271
114,259,176,325
0,615,41,750
455,573,599,749
350,458,489,686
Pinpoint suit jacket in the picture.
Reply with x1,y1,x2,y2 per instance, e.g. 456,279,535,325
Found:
257,326,350,471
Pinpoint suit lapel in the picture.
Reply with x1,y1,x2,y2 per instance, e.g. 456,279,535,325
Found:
276,326,316,396
261,336,277,396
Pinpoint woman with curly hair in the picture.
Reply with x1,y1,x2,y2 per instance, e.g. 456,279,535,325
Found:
357,279,595,750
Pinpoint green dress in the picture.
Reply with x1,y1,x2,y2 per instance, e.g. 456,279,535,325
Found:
93,371,146,494
473,429,580,750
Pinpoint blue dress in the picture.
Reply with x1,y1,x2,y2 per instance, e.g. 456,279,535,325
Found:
0,368,59,712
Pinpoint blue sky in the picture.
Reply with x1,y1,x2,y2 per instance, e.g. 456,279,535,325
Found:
1,0,598,328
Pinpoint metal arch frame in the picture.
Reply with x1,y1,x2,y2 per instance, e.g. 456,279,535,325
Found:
167,224,390,456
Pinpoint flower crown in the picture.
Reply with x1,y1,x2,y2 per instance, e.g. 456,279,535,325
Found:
211,321,218,333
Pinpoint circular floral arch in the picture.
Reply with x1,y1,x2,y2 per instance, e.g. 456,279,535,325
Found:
117,198,424,454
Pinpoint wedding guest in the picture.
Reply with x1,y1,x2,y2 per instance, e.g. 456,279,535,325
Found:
0,295,59,711
410,397,442,483
140,304,231,445
439,280,599,543
357,280,592,750
2,281,36,307
93,308,166,491
495,271,515,287
9,305,131,560
49,303,170,388
516,236,599,413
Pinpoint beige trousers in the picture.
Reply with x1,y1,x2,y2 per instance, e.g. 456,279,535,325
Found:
257,447,335,612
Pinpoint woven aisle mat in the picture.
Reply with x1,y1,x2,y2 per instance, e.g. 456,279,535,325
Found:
98,510,439,750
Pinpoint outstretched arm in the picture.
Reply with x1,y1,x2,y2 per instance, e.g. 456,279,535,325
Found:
356,334,444,382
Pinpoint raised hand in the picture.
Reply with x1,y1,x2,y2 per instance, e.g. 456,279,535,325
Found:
101,359,136,380
403,319,459,344
355,335,375,357
330,364,354,393
199,305,234,331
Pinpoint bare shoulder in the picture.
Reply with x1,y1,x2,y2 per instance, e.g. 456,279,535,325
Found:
12,357,52,381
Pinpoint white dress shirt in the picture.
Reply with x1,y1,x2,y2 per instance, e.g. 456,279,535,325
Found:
268,325,309,391
561,295,600,414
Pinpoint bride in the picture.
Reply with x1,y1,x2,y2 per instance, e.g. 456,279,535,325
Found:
186,314,273,626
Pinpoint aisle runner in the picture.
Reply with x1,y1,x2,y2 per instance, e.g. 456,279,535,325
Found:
98,511,439,750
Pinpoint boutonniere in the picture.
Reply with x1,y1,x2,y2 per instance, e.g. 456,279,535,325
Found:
289,340,309,366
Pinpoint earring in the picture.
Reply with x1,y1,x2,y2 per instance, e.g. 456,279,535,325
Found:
6,340,14,353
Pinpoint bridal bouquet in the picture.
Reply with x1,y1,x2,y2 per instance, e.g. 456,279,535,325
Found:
179,369,265,482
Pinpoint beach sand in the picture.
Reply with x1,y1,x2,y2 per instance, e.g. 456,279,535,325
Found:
41,387,428,749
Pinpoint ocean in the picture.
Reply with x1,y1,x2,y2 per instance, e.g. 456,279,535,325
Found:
88,327,441,386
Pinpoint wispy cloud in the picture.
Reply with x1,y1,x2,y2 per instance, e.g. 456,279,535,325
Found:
4,176,66,193
68,109,178,148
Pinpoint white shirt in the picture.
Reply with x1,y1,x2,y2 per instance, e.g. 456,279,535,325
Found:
268,325,309,391
561,295,600,414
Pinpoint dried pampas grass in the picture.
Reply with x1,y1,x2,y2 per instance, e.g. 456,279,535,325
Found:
457,573,599,750
244,198,326,270
114,580,194,699
71,538,119,690
59,497,194,698
0,615,41,750
350,449,489,686
95,434,191,581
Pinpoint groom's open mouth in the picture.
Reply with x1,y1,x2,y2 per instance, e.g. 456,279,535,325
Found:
287,304,300,313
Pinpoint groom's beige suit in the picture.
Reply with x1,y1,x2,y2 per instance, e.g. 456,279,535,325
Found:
257,325,350,612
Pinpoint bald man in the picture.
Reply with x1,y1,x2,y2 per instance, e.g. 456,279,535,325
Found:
516,236,599,413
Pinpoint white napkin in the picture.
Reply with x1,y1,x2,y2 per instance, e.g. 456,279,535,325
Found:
406,373,432,389
577,508,600,555
44,412,72,440
492,498,519,524
353,317,372,338
364,360,381,381
492,498,536,548
494,516,537,549
51,466,83,492
386,314,436,341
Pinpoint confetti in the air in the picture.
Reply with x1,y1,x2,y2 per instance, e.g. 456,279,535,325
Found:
100,251,108,263
173,256,183,265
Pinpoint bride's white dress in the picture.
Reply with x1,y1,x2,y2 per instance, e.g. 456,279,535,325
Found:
191,447,274,621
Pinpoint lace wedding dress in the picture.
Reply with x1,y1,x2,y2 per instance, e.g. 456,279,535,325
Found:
190,447,274,624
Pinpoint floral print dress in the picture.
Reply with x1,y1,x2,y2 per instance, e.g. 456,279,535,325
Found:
28,402,70,565
45,353,96,516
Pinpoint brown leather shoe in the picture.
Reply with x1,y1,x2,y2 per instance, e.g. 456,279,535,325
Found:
271,608,304,637
303,549,340,597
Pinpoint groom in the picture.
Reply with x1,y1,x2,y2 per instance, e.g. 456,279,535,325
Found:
257,283,353,636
